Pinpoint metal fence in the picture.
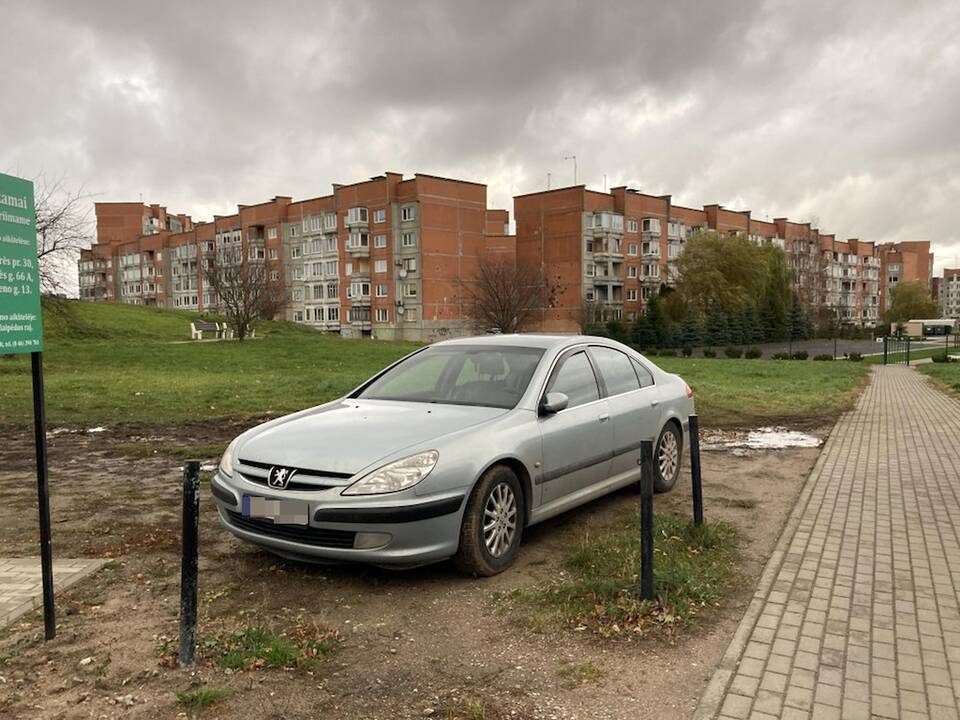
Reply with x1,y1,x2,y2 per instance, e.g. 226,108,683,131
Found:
883,334,959,365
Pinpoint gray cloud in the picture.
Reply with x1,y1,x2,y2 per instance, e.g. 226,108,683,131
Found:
3,0,960,285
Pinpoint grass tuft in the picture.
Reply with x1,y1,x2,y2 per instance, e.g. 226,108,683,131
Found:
199,622,340,671
176,687,229,709
499,513,737,637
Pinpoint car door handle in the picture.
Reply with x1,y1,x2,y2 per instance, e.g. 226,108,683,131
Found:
598,414,610,422
650,400,659,407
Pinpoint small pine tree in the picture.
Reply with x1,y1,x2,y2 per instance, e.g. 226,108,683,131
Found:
788,297,806,342
705,306,730,347
680,317,702,350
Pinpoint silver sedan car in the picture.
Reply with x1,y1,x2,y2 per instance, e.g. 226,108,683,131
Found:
211,335,694,575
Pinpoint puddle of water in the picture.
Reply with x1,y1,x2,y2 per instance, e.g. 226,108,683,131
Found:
702,426,822,451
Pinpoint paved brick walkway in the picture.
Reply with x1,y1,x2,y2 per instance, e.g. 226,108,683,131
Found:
696,366,960,720
0,558,106,628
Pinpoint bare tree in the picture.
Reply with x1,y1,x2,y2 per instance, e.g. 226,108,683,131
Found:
461,257,556,334
202,256,284,341
33,175,95,293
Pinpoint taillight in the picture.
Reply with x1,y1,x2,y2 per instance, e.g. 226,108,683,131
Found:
685,383,694,398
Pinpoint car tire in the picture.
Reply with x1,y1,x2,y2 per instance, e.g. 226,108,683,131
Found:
453,465,525,577
654,422,682,493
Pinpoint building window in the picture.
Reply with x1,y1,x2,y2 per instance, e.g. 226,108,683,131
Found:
403,257,417,272
347,207,368,224
324,261,338,276
293,289,303,301
327,282,338,299
294,311,304,322
405,308,418,322
373,209,386,224
374,234,387,248
628,266,638,279
290,226,298,237
294,267,304,280
642,218,660,234
585,240,594,253
626,288,637,301
627,219,638,233
627,243,638,255
585,264,595,277
249,247,265,260
585,289,595,302
270,270,279,281
267,227,277,239
376,283,388,297
344,262,353,276
325,237,337,252
375,259,387,274
269,248,278,260
376,307,389,322
401,205,416,222
401,232,416,247
404,282,417,297
327,306,339,322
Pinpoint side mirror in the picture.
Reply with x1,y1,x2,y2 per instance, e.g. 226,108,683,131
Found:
540,392,569,415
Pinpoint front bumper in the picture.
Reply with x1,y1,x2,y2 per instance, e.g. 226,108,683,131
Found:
210,470,465,567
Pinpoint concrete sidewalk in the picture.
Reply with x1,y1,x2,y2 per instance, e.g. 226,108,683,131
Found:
0,558,106,628
696,366,960,720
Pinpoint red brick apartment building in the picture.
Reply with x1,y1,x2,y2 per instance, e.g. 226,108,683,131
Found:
78,173,514,341
513,185,934,332
80,175,939,337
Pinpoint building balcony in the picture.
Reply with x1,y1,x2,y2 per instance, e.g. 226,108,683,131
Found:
641,275,662,286
349,295,371,306
641,248,661,260
593,249,624,261
593,274,624,286
347,243,369,258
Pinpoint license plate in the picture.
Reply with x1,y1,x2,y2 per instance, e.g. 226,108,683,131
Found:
242,495,309,525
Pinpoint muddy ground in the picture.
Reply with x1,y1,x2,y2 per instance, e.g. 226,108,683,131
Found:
0,421,823,720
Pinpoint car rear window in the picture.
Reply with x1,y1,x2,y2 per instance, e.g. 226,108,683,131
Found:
590,346,640,396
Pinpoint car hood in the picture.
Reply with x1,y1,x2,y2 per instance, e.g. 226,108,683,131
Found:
237,399,508,475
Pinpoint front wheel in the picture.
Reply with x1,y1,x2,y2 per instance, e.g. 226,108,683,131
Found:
453,465,525,576
654,422,682,493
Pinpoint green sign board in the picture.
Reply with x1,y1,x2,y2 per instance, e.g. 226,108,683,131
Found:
0,173,42,354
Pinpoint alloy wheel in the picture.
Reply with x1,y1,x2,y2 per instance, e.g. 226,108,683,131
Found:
483,482,517,557
658,430,679,483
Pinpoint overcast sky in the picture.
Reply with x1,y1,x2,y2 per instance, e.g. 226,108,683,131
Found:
4,0,960,282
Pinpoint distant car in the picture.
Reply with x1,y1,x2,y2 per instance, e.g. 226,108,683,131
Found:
211,335,695,575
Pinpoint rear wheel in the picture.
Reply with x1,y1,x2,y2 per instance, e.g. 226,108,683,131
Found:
654,422,682,493
453,465,525,576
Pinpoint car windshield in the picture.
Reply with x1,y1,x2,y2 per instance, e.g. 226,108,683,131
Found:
355,345,545,409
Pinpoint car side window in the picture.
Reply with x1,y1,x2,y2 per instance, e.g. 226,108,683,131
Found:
547,351,600,408
590,346,640,396
631,358,655,388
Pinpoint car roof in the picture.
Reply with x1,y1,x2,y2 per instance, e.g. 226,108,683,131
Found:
433,334,612,351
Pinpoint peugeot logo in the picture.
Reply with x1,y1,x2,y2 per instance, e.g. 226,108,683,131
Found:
267,466,296,489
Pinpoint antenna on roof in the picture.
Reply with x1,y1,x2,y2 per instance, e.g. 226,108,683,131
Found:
564,155,578,185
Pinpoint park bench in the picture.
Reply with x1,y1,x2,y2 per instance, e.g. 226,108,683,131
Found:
190,321,223,340
222,324,256,340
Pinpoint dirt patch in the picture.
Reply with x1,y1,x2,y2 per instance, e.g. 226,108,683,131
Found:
0,424,825,719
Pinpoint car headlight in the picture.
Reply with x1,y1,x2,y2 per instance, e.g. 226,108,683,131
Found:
342,450,439,496
219,438,239,477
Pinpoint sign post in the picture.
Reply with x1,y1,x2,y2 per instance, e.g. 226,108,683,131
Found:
0,172,54,639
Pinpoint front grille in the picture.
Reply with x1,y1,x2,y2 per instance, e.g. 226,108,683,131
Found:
241,474,336,493
237,458,353,492
225,510,356,549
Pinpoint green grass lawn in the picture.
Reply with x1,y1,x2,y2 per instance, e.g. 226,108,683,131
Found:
654,357,870,427
919,361,960,397
0,300,870,428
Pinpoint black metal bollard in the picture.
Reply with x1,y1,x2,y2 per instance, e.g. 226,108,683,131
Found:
639,439,655,601
178,460,200,667
690,414,704,526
